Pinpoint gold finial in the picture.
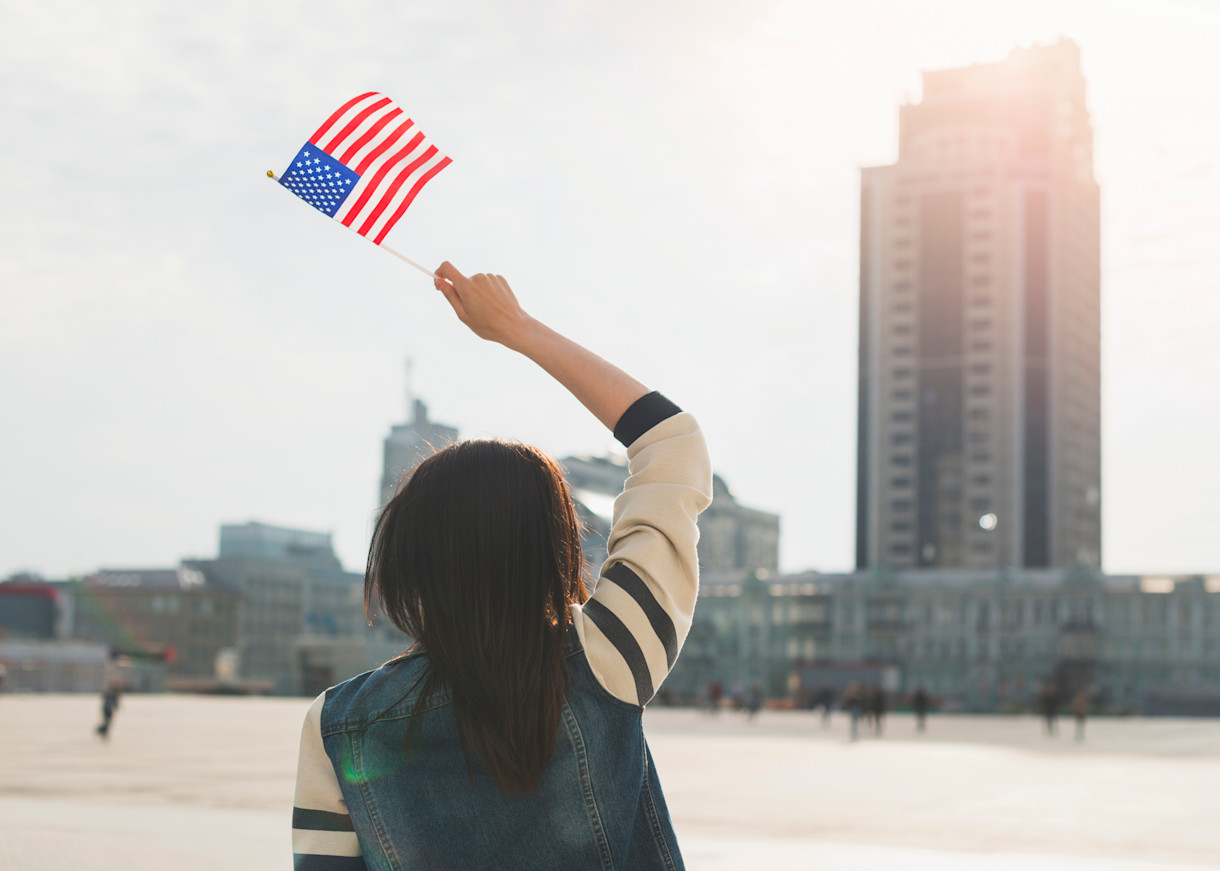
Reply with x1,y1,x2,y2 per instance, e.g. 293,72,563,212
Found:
266,170,275,178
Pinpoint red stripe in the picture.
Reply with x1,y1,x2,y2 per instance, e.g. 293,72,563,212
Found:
373,156,452,245
338,107,403,165
340,133,425,229
310,92,379,144
322,96,391,154
353,121,416,175
357,145,437,237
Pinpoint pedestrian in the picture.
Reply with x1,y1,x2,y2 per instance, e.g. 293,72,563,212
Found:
818,682,835,728
913,685,930,732
1040,680,1059,736
708,680,723,714
96,682,121,741
291,264,713,870
1073,688,1090,742
844,682,863,741
869,685,887,736
745,683,764,720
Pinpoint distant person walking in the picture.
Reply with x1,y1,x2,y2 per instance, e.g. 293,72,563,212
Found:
96,683,121,741
745,683,764,720
868,685,887,736
1072,689,1090,742
913,686,930,732
1040,681,1060,736
817,682,835,728
844,682,863,741
707,680,723,714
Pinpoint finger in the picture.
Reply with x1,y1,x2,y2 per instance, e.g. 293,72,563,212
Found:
436,261,467,285
435,276,466,319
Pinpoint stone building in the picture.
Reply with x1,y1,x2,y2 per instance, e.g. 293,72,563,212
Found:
74,568,240,681
665,568,1220,714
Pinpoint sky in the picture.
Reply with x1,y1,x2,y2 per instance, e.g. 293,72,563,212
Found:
2,0,1218,579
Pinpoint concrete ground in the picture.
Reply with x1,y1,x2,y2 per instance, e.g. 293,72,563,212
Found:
1,694,1217,870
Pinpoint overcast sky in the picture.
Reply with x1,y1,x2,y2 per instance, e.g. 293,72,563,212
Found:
3,0,1218,579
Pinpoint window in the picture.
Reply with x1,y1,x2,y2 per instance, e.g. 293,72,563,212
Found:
891,477,912,489
971,473,992,486
892,388,913,400
970,341,992,353
893,346,912,357
970,318,992,331
892,411,913,422
892,454,913,467
969,407,989,420
893,368,912,380
894,324,912,336
969,384,991,397
892,433,913,446
892,499,913,512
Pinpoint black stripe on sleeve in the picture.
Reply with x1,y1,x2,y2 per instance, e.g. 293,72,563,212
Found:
582,598,654,704
604,562,678,667
294,855,367,871
613,391,682,448
293,808,355,832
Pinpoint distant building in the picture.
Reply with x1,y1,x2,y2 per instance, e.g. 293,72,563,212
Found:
0,579,61,640
857,39,1101,571
559,455,780,575
74,568,240,681
379,397,459,508
666,568,1220,714
188,521,410,695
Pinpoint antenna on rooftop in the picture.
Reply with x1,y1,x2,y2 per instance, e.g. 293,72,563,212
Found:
404,357,415,417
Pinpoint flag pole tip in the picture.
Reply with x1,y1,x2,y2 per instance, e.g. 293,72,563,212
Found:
266,170,275,178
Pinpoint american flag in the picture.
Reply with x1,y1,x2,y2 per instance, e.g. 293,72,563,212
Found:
278,92,451,245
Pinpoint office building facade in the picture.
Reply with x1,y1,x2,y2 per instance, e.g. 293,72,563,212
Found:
857,40,1101,571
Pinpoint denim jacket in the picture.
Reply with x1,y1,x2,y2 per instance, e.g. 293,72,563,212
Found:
317,624,683,870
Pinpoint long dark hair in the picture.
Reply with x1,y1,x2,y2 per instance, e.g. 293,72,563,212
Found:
365,439,589,794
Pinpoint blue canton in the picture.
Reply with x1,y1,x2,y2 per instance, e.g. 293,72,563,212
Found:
279,143,359,217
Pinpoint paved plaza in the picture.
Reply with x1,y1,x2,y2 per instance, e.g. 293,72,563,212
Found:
1,694,1218,870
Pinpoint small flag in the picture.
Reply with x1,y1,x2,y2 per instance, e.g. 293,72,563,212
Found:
278,92,451,246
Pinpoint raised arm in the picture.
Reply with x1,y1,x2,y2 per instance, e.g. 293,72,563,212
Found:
434,261,713,707
433,262,647,429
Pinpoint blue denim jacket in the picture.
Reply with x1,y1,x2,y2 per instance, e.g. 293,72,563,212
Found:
319,624,684,871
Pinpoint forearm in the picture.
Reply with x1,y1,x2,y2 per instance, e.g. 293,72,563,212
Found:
507,318,649,432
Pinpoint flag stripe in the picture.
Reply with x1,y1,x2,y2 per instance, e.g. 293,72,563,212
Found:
321,96,391,154
361,148,446,242
338,107,403,165
340,133,425,229
351,118,415,176
372,155,452,245
310,92,378,144
357,145,437,237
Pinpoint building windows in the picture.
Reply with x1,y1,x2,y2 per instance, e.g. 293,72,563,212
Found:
970,318,993,332
893,368,913,380
892,454,913,467
971,473,992,487
893,345,913,357
892,411,913,423
891,477,913,489
892,433,913,446
969,407,989,421
892,499,913,513
892,388,913,401
970,340,992,353
969,384,991,397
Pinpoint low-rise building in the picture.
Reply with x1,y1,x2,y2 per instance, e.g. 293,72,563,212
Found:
667,568,1220,714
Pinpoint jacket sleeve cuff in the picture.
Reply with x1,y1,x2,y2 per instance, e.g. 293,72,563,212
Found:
612,391,682,448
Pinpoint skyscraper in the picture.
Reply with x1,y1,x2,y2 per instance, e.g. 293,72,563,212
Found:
856,40,1101,571
379,396,458,509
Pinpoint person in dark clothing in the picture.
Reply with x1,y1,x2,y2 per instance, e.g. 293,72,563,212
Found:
868,685,887,736
745,683,764,720
912,686,930,732
96,684,121,741
1040,681,1060,736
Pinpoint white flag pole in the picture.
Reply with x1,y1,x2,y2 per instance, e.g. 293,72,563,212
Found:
267,171,438,279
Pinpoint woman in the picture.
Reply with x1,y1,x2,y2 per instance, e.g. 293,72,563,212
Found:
292,262,712,870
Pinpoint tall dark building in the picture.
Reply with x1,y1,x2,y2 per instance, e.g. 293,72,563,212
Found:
857,40,1101,571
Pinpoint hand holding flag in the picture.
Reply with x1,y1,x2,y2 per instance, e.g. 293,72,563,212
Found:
269,92,450,277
